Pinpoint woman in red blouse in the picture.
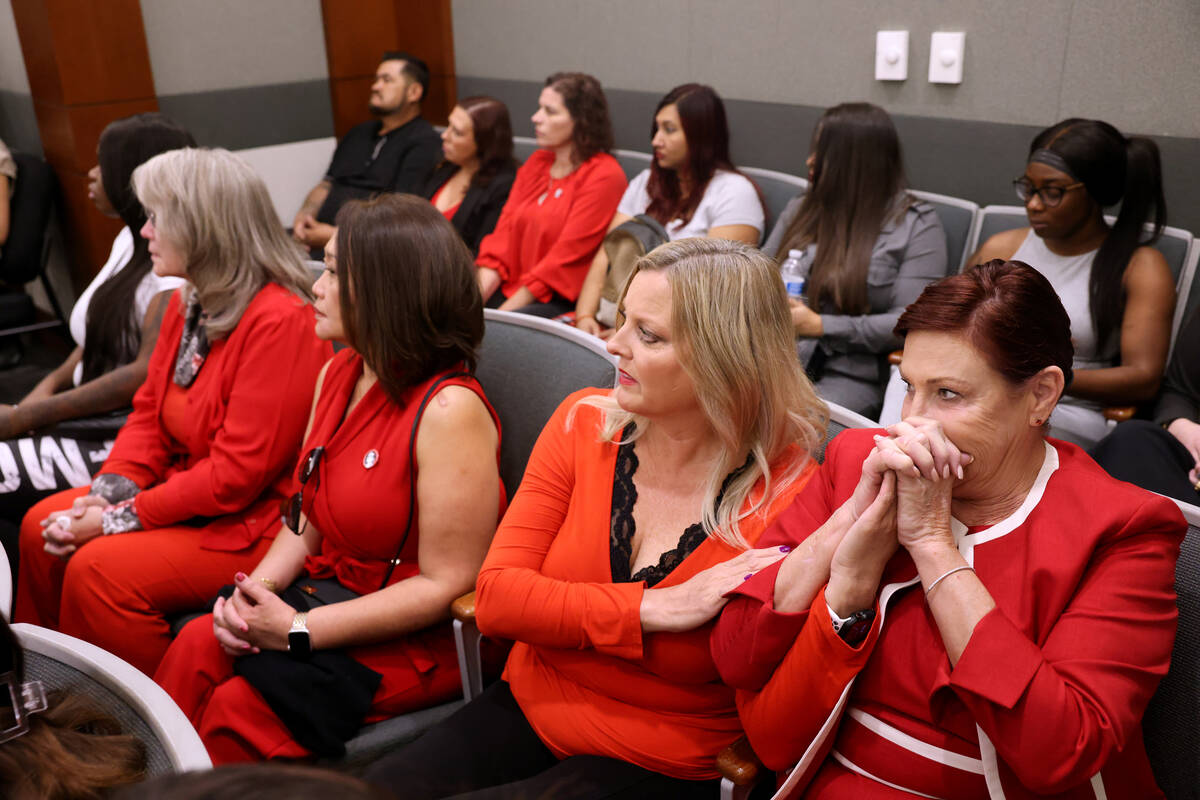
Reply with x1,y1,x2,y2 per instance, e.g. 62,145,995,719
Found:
363,238,828,798
712,261,1184,798
15,148,332,676
154,194,502,763
475,72,627,317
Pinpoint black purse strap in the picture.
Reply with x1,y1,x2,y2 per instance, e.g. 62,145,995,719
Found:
377,370,471,590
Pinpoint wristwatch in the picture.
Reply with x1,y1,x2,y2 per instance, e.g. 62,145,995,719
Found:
287,611,311,660
827,602,876,646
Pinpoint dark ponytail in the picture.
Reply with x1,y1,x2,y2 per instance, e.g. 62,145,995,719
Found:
1029,119,1167,352
80,114,195,383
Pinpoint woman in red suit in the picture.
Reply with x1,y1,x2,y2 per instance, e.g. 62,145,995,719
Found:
474,71,627,317
712,260,1185,799
154,194,502,763
15,148,332,676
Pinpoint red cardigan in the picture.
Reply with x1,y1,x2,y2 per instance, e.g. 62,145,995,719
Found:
712,428,1184,799
99,283,332,551
475,149,626,303
475,389,817,780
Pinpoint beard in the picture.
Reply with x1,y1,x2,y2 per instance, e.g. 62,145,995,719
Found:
369,93,408,118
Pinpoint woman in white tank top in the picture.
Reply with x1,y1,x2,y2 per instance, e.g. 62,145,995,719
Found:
969,118,1174,447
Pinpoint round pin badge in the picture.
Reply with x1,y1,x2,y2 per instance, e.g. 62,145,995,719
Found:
363,449,379,469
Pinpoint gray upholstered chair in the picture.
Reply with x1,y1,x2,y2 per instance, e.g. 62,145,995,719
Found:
1142,499,1200,800
909,189,979,272
740,166,808,243
11,623,211,776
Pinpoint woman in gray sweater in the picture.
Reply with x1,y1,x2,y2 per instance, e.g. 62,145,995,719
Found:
765,102,948,418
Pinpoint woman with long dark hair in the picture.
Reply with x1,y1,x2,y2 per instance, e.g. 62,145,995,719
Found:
575,83,765,339
421,95,517,255
474,72,626,317
970,117,1174,447
0,114,194,560
764,102,948,418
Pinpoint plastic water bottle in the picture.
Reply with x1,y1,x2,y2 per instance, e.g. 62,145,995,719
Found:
781,249,809,302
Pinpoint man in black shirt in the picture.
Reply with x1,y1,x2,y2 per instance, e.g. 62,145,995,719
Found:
292,52,441,252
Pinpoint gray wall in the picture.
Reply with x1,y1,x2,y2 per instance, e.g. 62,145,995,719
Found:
0,0,40,155
140,0,334,149
453,0,1200,234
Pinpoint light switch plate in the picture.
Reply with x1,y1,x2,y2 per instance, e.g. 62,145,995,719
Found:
875,30,908,81
928,31,965,84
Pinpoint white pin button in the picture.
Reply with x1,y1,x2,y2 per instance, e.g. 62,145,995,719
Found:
363,449,379,469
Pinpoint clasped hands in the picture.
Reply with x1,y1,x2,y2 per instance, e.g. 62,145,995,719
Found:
833,417,972,576
39,494,107,559
211,572,297,657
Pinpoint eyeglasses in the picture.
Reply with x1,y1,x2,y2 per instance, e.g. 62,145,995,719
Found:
1013,178,1085,208
280,446,324,536
146,209,158,227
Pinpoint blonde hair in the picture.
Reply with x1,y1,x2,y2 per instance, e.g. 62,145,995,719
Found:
132,147,313,338
577,238,827,548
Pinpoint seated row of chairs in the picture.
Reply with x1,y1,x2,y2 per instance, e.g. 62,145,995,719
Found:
0,308,1196,798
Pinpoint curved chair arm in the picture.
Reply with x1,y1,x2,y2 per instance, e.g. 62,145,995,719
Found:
452,591,477,622
717,735,765,799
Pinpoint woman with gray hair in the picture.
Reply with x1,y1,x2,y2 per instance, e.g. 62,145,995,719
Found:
14,148,332,677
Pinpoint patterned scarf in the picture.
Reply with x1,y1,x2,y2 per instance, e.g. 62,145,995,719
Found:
174,295,211,387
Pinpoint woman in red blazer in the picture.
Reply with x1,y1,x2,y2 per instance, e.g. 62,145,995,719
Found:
474,71,626,317
15,148,332,677
712,260,1185,799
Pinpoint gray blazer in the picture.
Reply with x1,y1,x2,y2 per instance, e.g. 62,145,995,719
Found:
765,195,950,415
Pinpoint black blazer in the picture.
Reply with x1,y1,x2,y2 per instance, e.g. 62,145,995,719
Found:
421,162,517,256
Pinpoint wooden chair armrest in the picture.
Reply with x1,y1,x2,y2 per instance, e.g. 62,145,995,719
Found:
716,735,763,787
451,591,476,622
1102,406,1135,422
888,349,903,366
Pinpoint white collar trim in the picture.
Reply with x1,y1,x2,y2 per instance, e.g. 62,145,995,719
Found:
951,440,1058,567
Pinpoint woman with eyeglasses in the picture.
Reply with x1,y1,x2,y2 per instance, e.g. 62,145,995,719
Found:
14,148,332,678
968,118,1173,447
154,194,502,764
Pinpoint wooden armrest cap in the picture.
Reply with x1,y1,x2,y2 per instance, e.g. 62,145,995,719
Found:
451,591,477,622
1102,406,1136,422
716,735,763,786
888,350,903,366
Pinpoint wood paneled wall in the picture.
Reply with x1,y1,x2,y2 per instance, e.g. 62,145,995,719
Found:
11,0,157,291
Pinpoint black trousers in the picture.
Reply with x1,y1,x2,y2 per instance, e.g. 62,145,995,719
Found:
360,681,722,800
484,291,575,319
1089,419,1200,505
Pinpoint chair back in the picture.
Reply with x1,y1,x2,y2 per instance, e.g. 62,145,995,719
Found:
740,166,808,241
477,310,616,495
0,153,56,285
1143,500,1200,799
613,148,653,182
909,189,979,272
813,400,878,463
11,623,211,776
512,136,540,165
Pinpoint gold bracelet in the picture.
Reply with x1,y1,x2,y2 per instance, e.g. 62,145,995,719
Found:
258,576,279,593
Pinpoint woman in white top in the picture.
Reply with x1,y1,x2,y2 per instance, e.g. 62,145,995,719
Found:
969,118,1174,447
574,83,764,338
0,114,193,554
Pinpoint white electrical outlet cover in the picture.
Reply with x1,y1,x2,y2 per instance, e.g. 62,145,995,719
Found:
875,30,909,81
928,31,964,84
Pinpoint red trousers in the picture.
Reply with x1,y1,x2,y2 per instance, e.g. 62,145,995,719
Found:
156,613,464,763
15,486,273,676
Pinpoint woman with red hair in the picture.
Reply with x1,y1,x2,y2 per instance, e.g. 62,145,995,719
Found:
713,260,1184,798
